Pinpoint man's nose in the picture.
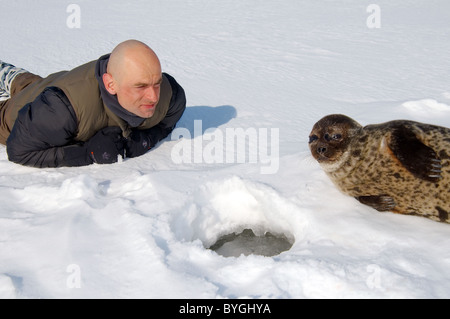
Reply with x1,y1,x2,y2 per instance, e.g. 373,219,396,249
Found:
144,86,159,101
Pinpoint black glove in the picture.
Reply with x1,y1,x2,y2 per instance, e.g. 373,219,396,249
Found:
125,129,153,158
62,127,125,166
86,127,125,164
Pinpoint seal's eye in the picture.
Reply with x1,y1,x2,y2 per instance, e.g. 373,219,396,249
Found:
309,135,318,143
324,133,342,142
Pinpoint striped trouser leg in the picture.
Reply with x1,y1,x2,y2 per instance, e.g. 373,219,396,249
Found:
0,61,28,101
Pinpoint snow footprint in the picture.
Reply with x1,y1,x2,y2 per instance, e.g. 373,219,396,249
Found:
10,174,106,213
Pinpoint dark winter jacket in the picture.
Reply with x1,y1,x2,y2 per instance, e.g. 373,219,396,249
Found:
4,55,186,168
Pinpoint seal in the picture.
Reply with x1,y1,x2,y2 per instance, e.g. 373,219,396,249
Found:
308,114,450,223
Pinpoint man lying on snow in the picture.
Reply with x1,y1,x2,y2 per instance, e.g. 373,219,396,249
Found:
0,39,186,168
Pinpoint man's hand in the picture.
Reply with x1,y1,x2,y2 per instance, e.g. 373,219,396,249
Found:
124,129,153,158
85,127,125,164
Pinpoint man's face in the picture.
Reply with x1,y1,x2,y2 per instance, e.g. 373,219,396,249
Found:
114,64,162,118
103,48,163,119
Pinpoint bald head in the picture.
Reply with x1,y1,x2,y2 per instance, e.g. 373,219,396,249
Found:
103,40,163,118
107,39,161,82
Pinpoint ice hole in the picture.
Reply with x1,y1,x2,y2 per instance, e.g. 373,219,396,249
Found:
172,177,301,257
209,228,294,257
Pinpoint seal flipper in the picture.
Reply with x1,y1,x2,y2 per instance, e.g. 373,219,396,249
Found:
356,195,396,212
388,124,442,183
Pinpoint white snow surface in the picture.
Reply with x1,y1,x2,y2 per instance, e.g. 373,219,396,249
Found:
1,0,450,298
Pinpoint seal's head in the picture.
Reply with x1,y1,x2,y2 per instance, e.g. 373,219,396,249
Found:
309,114,363,171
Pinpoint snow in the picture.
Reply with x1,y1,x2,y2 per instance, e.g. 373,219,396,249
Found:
1,0,450,299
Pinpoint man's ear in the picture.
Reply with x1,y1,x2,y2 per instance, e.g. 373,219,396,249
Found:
102,73,117,95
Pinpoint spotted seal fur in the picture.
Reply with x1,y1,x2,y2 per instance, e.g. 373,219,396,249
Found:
309,114,450,223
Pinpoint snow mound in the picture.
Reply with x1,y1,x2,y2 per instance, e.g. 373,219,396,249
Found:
171,176,301,250
0,275,18,299
401,99,450,118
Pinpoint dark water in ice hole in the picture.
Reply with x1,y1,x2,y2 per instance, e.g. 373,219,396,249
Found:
209,229,294,257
